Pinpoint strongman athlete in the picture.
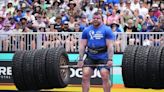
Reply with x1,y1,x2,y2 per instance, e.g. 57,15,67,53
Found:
77,12,115,92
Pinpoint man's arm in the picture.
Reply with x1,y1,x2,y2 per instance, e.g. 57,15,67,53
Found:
106,39,114,61
79,39,87,60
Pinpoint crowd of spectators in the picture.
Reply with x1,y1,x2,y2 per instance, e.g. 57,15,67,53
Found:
0,0,163,52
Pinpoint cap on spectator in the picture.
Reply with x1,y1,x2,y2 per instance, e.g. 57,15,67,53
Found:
60,9,65,13
4,22,11,27
152,4,158,8
138,15,143,19
111,21,119,27
139,1,143,4
126,0,131,3
64,21,69,25
149,8,155,12
114,4,119,7
26,8,31,12
81,14,86,18
22,3,26,8
68,1,76,7
90,2,94,5
7,1,12,4
47,4,52,8
20,17,27,21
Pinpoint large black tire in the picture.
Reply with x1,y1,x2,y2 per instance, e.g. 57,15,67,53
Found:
33,49,50,89
122,45,138,88
160,47,164,88
46,47,70,88
147,46,163,88
22,50,38,90
134,46,150,88
12,51,26,90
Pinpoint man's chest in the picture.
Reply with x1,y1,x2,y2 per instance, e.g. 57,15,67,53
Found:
87,30,105,40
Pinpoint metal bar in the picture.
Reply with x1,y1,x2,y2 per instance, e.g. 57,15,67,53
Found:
60,64,121,68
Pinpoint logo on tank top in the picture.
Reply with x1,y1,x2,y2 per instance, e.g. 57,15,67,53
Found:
89,30,104,40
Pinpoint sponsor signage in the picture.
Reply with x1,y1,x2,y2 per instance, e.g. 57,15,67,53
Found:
0,62,13,83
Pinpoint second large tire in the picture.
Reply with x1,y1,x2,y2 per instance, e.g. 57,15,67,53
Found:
134,46,150,88
22,50,38,90
33,49,50,89
122,45,138,88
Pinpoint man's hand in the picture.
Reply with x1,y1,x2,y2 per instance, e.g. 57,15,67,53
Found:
106,60,113,67
77,61,84,68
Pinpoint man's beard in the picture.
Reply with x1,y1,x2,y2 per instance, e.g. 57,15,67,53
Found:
93,22,101,27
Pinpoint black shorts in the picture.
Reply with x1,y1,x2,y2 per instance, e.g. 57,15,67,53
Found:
84,56,110,71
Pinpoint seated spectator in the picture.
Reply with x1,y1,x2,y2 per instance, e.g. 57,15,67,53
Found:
124,19,138,45
61,21,72,32
6,2,15,16
0,23,12,51
40,0,48,11
139,2,148,17
14,9,24,22
84,2,98,22
60,9,69,24
130,0,140,12
102,3,113,16
41,10,49,25
46,5,54,19
143,13,156,32
124,19,138,32
107,9,120,25
51,1,61,17
79,15,88,31
122,9,133,25
68,16,77,31
20,17,28,30
110,21,122,52
74,23,82,32
135,15,144,31
13,23,23,32
9,17,16,30
24,8,35,23
67,1,78,17
49,24,57,32
33,14,46,30
114,4,121,14
32,5,42,15
97,8,107,24
152,3,161,18
26,21,37,32
54,16,62,32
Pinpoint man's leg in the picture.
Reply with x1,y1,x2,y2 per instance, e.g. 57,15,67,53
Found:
100,68,111,92
82,67,93,92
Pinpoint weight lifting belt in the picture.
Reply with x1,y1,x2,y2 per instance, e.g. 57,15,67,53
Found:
88,46,107,54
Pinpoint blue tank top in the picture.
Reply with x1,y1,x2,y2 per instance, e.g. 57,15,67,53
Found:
81,24,115,60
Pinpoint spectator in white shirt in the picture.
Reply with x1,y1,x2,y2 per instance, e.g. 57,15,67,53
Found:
0,23,12,51
139,2,148,17
130,0,140,11
84,2,97,22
